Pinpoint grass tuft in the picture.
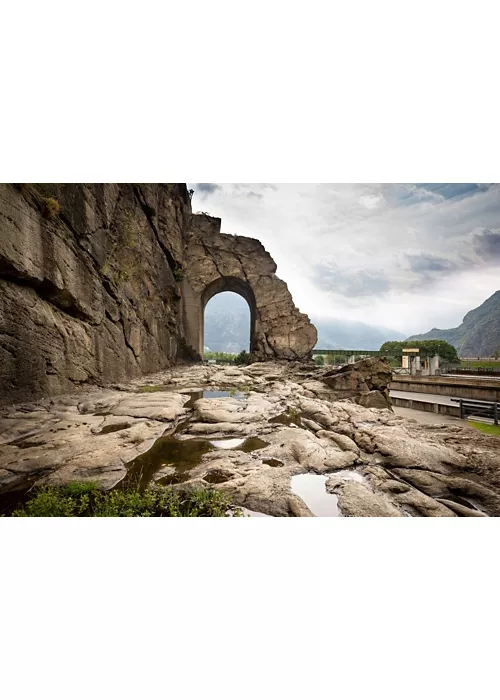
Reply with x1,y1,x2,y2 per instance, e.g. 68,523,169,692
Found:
12,481,238,517
468,421,500,437
42,197,60,219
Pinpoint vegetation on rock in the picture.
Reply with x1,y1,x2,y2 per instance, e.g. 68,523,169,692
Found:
173,265,183,281
42,197,60,219
11,481,238,517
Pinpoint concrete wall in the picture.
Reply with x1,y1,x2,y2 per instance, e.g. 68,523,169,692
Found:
391,396,461,417
390,375,500,402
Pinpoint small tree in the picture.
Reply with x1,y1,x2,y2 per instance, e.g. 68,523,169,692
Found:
492,349,500,360
314,355,325,366
234,350,251,365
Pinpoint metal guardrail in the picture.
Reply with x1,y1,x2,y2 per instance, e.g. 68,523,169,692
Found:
450,398,499,425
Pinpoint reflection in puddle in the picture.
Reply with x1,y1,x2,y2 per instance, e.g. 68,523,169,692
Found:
125,437,213,488
263,458,284,468
269,411,303,427
184,390,245,408
209,438,245,450
99,422,132,435
291,474,340,517
203,470,232,484
125,435,270,488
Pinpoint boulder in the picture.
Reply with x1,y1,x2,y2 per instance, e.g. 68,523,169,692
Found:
321,357,393,408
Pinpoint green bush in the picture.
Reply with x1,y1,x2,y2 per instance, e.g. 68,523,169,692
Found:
42,197,60,219
379,339,459,363
234,350,251,365
314,355,325,366
173,265,183,281
12,481,238,517
203,351,237,363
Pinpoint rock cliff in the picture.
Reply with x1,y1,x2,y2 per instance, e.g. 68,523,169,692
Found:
0,183,191,405
0,184,316,405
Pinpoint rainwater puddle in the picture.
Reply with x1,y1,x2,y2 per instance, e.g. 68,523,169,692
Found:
125,435,269,488
291,474,340,517
99,422,132,435
184,390,246,408
203,470,232,484
268,411,303,427
263,458,284,468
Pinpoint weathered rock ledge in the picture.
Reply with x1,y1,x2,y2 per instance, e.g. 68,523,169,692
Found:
2,362,499,517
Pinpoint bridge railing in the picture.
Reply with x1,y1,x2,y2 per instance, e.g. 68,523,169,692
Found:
450,398,499,425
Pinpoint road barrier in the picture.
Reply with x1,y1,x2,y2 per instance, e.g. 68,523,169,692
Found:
451,398,499,425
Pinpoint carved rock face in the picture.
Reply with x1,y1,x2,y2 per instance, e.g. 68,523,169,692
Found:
0,187,317,405
182,214,317,361
321,357,393,408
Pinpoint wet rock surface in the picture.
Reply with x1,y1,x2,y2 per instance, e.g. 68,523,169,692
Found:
2,361,500,516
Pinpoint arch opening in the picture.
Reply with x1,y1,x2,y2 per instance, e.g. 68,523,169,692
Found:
201,277,257,358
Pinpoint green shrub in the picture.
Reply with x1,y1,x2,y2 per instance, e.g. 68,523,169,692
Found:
43,197,60,219
234,350,251,366
12,481,237,517
314,355,324,366
172,265,183,281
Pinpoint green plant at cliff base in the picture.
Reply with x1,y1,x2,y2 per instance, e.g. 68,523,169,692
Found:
42,197,60,219
172,265,183,281
12,481,240,517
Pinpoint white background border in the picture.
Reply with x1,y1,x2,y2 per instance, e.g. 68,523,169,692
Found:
2,1,499,698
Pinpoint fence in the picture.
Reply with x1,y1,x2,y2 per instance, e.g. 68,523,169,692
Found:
450,398,499,425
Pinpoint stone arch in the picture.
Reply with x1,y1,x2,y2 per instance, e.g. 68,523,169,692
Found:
181,214,317,361
202,277,256,355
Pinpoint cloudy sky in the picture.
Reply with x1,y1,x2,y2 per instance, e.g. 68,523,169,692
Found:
188,183,500,336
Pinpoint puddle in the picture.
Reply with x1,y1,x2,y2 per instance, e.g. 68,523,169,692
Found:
184,390,246,408
99,422,132,435
203,470,232,484
125,435,270,488
268,411,303,427
235,437,269,453
209,437,246,450
263,458,284,468
0,477,41,516
124,436,213,488
291,474,340,517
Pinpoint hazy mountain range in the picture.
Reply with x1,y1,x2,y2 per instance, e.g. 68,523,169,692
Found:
204,293,405,353
406,290,500,357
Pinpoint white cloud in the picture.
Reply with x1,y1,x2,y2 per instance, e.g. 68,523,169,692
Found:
188,183,500,335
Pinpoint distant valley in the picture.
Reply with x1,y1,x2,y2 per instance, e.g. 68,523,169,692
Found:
204,293,405,353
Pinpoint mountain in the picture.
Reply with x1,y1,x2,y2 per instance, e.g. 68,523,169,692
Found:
313,318,405,350
204,293,251,353
203,292,405,353
406,290,500,357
